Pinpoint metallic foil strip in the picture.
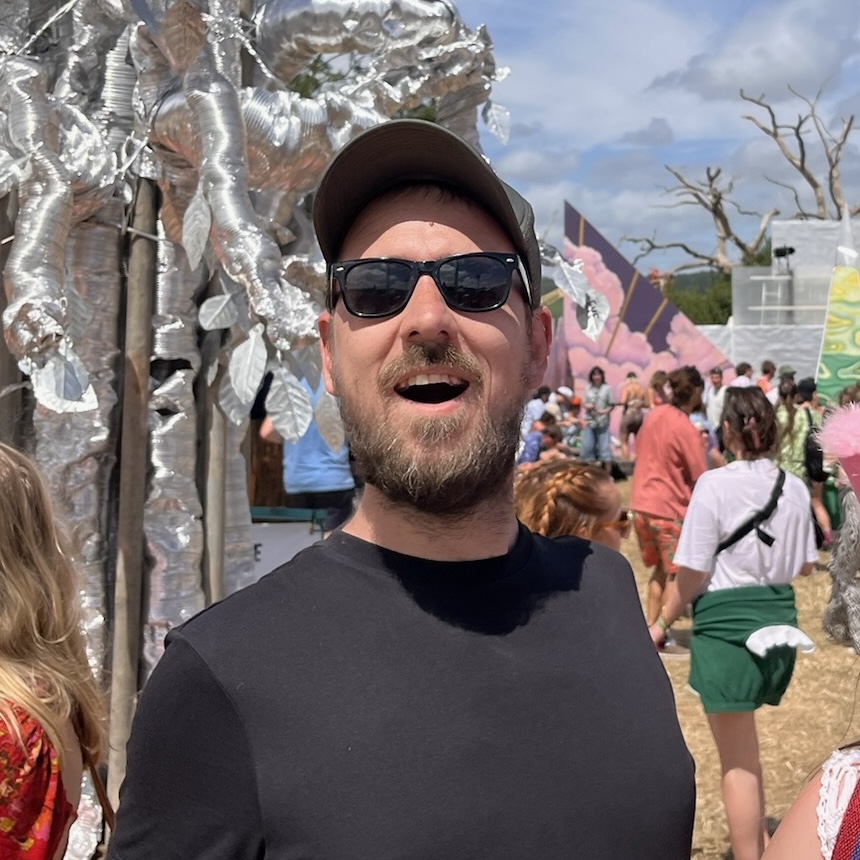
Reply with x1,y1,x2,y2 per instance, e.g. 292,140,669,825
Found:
254,0,458,86
140,230,207,679
32,218,122,679
64,769,102,860
97,27,138,154
140,369,206,679
52,0,131,117
1,57,71,366
182,45,319,351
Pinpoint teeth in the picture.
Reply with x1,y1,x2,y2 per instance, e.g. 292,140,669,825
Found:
396,372,465,390
404,373,462,387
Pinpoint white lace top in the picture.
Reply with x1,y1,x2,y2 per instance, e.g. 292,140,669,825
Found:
818,747,860,858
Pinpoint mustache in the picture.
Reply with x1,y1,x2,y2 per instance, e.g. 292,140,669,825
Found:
378,343,483,390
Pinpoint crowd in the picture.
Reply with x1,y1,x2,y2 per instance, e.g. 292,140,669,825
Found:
3,117,860,860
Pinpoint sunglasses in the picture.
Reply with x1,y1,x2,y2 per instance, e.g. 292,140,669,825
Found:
599,509,632,539
328,252,528,318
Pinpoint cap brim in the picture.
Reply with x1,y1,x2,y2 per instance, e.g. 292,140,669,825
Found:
313,120,540,306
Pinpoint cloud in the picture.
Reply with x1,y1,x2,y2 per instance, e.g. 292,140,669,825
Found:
620,118,675,146
493,147,580,182
457,0,860,273
649,0,860,102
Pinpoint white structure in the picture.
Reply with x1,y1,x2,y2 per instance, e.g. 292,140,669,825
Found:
707,218,856,378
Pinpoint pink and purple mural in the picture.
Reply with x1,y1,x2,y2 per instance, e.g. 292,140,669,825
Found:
550,202,732,437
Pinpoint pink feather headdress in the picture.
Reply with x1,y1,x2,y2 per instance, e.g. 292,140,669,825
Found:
819,403,860,497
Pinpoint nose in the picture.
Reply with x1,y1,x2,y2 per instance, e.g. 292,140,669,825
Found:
397,274,458,344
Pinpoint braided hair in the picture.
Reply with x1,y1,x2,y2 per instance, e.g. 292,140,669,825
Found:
514,459,617,539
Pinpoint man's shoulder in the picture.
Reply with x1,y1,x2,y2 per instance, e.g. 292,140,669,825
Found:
175,541,348,645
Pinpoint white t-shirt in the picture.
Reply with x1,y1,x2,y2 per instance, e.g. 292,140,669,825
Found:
704,385,727,430
674,458,818,592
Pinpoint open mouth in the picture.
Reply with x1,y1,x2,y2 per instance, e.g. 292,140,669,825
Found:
395,373,469,404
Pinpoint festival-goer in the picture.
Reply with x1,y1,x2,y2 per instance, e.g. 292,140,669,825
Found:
649,387,816,860
0,442,106,860
648,369,669,408
704,366,728,451
520,385,551,440
775,376,831,546
757,360,776,395
259,378,356,536
561,396,586,449
110,119,695,859
619,371,647,461
515,459,631,551
581,365,615,467
631,365,708,639
767,365,795,406
732,361,755,389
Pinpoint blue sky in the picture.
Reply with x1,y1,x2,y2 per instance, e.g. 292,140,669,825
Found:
455,0,860,271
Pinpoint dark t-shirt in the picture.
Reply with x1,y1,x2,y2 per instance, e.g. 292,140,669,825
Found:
110,526,695,860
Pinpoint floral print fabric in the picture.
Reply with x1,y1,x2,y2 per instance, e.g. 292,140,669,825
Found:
1,703,75,859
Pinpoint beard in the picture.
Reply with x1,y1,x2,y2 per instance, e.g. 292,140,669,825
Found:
334,342,531,517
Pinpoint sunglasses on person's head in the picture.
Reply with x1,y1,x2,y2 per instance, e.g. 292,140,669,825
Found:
328,252,529,318
599,508,632,539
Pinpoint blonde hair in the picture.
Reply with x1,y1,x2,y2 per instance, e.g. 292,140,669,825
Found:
515,459,617,539
0,442,105,766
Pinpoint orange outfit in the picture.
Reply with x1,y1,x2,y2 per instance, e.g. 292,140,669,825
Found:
630,404,707,521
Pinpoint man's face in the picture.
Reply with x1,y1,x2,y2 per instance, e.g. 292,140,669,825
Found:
710,371,722,388
319,189,552,515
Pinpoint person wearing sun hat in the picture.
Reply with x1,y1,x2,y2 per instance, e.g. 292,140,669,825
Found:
110,119,695,860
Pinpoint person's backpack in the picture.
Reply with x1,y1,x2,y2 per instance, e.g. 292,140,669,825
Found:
804,408,828,483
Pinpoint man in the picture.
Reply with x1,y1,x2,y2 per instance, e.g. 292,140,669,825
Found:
703,366,727,447
757,359,776,394
109,119,694,859
731,360,754,388
581,365,615,467
618,370,647,460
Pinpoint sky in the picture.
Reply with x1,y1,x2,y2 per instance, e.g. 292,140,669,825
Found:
454,0,860,273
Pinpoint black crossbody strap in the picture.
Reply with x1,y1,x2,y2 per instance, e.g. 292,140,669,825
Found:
716,469,785,554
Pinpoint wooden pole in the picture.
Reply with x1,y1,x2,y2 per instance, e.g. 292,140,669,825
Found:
0,193,23,446
107,177,157,812
202,358,227,605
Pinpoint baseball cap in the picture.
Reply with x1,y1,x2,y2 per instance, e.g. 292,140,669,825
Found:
556,385,574,398
313,119,542,308
778,364,796,377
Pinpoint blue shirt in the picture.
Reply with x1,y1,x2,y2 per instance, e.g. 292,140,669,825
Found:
283,382,354,494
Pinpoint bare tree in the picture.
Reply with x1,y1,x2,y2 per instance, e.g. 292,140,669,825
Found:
624,87,858,274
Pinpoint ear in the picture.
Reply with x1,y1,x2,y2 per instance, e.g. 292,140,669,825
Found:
527,306,553,389
318,312,337,396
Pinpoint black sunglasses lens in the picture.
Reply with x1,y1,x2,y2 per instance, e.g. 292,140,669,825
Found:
437,255,511,311
343,260,414,316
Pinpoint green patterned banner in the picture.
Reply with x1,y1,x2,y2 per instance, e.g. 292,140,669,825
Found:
817,215,860,406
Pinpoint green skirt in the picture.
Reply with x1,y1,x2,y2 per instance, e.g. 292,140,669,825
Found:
690,585,798,714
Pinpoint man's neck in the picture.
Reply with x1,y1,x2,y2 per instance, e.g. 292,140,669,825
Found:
342,484,520,561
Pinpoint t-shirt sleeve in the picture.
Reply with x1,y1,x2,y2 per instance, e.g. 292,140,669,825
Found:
673,478,718,575
108,636,263,860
